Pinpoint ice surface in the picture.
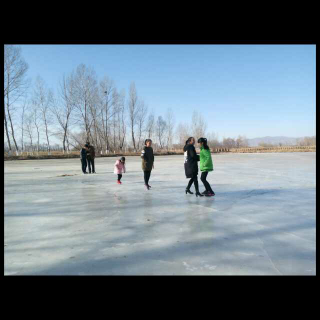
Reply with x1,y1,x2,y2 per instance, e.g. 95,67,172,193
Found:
4,152,316,275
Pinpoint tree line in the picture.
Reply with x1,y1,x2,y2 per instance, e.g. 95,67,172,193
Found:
4,45,315,156
4,46,179,155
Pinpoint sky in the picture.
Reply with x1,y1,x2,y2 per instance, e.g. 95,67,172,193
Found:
18,44,316,141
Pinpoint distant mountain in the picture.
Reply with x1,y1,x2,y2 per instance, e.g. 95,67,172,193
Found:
247,136,300,147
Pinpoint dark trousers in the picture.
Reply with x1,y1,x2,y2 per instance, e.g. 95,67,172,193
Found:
81,158,87,173
117,174,122,181
200,171,214,193
87,157,95,173
187,174,200,193
144,170,151,185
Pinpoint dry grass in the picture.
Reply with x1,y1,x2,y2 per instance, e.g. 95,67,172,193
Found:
4,146,316,161
230,146,316,153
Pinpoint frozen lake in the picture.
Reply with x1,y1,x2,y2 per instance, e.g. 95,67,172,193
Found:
4,152,316,275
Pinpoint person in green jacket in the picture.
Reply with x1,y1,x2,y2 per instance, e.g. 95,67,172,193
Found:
198,137,215,197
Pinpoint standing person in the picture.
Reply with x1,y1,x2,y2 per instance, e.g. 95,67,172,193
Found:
141,139,154,190
198,137,215,197
183,137,203,197
114,157,126,184
86,142,96,174
80,144,88,174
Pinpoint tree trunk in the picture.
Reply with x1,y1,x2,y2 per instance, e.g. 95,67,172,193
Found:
66,134,70,152
21,109,24,152
44,120,50,154
105,110,109,151
6,91,19,151
4,104,12,151
113,121,116,152
63,114,70,152
36,127,40,153
131,122,136,151
29,134,33,152
63,131,67,151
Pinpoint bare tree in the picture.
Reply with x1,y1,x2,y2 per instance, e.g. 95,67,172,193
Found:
146,110,155,141
191,111,207,139
24,111,34,153
31,105,41,153
156,116,167,149
18,98,29,152
128,82,139,151
207,132,221,148
235,135,248,148
87,87,101,151
176,122,191,146
118,89,126,151
136,100,148,150
222,137,237,148
99,76,115,153
67,130,88,150
52,74,75,152
72,64,97,141
165,108,175,150
110,88,121,151
297,136,316,146
4,45,29,153
32,77,54,154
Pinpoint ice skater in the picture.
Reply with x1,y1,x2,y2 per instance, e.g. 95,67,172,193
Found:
114,157,126,184
198,137,215,196
184,137,203,197
141,139,154,190
80,144,88,174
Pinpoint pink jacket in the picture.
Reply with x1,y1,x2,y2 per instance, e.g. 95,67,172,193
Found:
114,160,126,174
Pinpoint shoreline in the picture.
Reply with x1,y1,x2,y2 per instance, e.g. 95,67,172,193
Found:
4,146,316,161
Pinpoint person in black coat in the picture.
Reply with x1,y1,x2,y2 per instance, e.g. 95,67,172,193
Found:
80,144,88,174
183,137,203,197
141,139,154,190
86,142,96,174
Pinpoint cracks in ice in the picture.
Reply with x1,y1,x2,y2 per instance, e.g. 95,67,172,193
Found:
220,189,276,212
258,239,282,275
183,261,217,272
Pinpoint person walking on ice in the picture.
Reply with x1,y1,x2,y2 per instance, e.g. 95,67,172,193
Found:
80,144,88,174
198,137,215,197
114,157,126,184
141,139,154,190
184,137,203,197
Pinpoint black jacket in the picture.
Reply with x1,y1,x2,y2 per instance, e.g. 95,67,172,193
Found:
183,144,200,178
141,146,154,171
80,148,87,160
86,145,95,159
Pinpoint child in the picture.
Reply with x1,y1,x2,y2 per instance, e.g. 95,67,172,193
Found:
141,139,154,190
114,157,126,184
198,137,215,196
80,144,88,174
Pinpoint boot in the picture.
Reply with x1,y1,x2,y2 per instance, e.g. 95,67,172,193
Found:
186,189,193,195
194,179,203,197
